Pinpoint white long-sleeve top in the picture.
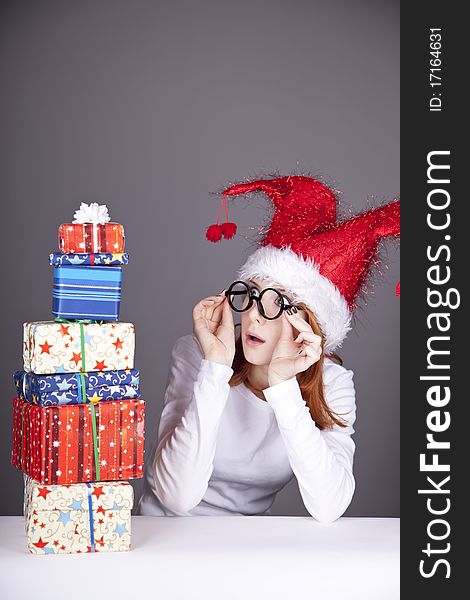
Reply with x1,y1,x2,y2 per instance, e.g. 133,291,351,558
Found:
137,334,357,522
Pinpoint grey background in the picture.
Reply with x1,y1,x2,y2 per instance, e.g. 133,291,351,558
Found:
0,0,399,516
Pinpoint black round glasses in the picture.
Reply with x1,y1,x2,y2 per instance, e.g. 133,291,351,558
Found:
225,280,300,320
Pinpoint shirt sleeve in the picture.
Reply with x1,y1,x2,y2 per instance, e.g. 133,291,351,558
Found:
150,334,234,514
263,360,357,523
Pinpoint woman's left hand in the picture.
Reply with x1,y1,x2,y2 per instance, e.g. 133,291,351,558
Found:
268,312,323,387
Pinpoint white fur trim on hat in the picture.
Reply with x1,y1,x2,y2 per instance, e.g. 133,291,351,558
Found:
237,246,352,353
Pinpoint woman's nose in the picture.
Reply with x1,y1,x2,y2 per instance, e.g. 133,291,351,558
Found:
247,299,262,322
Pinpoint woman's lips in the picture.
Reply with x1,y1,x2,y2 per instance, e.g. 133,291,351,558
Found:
245,333,265,346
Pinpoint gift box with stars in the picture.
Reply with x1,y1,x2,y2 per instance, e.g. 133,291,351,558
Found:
24,476,133,554
49,252,129,266
58,222,125,254
23,321,135,375
12,396,145,485
51,264,123,320
14,368,141,406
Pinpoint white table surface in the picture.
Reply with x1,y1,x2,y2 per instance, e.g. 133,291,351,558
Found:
0,515,399,600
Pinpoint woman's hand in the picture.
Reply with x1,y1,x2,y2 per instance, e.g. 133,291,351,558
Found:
268,312,322,387
192,292,235,367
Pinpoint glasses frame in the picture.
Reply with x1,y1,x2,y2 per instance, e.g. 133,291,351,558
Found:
225,280,300,320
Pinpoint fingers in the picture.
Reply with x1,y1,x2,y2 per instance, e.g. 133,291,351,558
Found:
302,343,322,362
296,353,318,373
279,311,295,342
220,294,234,326
210,299,225,327
296,344,322,372
207,290,229,327
192,294,225,323
285,311,315,334
294,330,322,346
286,313,322,365
193,295,222,315
217,303,235,351
193,292,231,358
287,313,322,345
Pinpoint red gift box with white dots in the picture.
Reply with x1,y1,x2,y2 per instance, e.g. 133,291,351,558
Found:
58,222,125,254
12,397,145,485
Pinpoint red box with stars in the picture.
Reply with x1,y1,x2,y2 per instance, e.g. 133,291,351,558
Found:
12,397,145,485
58,222,125,254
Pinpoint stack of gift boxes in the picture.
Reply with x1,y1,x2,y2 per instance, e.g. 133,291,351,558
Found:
11,203,145,555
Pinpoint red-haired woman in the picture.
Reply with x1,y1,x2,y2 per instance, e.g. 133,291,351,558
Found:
138,176,399,521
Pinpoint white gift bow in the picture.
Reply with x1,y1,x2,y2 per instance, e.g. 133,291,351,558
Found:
72,203,110,225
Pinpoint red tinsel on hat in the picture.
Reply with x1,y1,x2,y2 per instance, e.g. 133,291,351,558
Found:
206,175,400,351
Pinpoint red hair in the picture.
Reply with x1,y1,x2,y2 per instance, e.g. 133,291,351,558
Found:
229,303,348,430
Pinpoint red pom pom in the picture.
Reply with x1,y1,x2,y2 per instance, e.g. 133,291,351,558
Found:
395,281,400,297
221,222,237,240
206,224,223,242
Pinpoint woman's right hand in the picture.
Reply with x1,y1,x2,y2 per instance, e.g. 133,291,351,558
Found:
192,291,235,367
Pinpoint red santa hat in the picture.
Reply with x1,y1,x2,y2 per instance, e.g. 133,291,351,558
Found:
206,175,400,353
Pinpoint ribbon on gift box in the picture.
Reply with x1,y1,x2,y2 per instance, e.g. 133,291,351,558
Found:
73,203,109,254
53,318,90,372
17,399,101,482
90,403,100,481
54,320,102,478
75,373,88,404
23,319,102,482
86,483,96,552
22,371,27,400
53,317,105,373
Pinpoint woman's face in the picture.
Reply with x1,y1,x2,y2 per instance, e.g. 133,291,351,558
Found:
240,277,306,366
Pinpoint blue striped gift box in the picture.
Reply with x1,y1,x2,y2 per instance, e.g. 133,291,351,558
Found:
52,265,122,320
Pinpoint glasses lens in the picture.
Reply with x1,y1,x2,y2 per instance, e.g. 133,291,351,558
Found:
228,282,251,312
260,289,284,319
